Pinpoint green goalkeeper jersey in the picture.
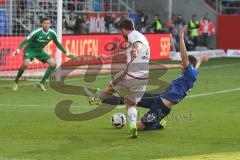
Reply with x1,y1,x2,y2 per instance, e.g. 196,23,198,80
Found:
18,28,67,54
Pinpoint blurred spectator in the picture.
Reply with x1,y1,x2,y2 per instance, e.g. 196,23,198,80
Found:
13,11,32,35
165,13,176,33
199,13,215,48
79,14,89,34
62,16,72,34
188,14,199,49
120,14,128,20
104,14,119,33
45,5,57,30
150,14,163,33
172,14,185,51
104,0,111,12
66,0,85,11
39,0,47,10
64,11,81,34
110,14,120,33
135,10,148,32
32,12,41,30
67,0,76,11
104,14,113,33
16,0,27,16
77,0,85,11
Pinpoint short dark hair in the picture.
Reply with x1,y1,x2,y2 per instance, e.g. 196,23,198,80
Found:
119,19,134,31
41,17,51,23
188,55,197,68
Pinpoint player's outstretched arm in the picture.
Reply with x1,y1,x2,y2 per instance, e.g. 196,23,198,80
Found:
12,29,40,57
12,39,29,57
52,32,75,58
179,25,189,68
195,55,209,69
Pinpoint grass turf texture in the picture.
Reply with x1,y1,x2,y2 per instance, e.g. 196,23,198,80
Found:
0,58,240,160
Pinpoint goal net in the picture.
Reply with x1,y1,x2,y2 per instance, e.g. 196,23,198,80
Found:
0,0,136,81
0,0,60,81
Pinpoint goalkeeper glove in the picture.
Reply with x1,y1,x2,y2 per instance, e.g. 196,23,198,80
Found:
12,49,20,57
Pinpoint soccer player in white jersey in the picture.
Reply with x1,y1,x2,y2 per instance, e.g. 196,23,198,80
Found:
90,19,150,138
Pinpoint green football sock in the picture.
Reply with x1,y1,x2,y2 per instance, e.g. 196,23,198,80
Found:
15,67,25,84
40,66,55,84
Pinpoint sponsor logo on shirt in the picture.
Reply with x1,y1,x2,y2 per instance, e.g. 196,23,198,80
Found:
37,38,49,42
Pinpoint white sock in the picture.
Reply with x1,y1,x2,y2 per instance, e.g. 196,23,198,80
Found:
83,87,95,101
127,107,137,124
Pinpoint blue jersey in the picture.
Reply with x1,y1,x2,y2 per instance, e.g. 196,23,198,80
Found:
161,64,198,104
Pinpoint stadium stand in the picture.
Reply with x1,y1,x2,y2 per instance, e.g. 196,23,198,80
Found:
7,0,135,35
204,0,240,14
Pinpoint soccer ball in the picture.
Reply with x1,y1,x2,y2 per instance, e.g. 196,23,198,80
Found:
112,113,126,128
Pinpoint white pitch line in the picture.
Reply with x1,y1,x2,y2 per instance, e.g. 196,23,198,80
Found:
187,87,240,98
199,75,240,78
0,88,239,108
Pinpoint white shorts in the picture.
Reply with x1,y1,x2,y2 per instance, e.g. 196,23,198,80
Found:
110,70,148,104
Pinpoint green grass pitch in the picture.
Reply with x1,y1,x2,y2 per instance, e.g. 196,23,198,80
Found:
0,58,240,160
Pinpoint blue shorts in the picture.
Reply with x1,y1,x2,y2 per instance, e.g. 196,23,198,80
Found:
137,93,168,127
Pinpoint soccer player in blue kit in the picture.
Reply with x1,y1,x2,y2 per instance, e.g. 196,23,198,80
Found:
103,25,209,131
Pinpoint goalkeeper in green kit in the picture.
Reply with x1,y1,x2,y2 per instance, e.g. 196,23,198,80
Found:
12,18,74,91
